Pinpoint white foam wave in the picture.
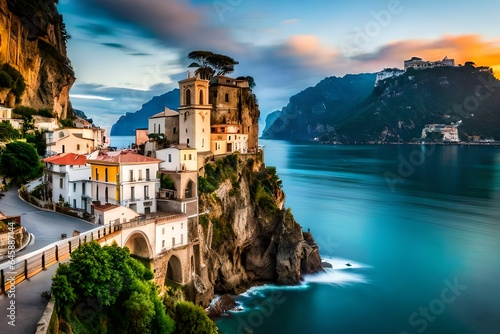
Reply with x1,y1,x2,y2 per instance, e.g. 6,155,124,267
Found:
303,257,372,286
239,282,309,298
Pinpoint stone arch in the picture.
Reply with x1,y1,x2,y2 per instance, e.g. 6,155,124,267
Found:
166,255,183,283
124,231,153,259
185,88,191,105
184,178,195,198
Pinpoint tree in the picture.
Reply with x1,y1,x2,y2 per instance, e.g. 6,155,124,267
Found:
0,121,20,141
0,141,43,185
174,301,218,334
188,51,239,80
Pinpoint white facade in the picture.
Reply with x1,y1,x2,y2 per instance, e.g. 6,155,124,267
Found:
155,215,189,254
44,155,92,211
93,204,140,226
119,164,159,214
156,146,198,172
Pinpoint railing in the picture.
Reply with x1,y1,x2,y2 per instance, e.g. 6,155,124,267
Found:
0,223,121,294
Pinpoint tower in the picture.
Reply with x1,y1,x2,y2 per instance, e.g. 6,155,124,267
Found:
178,73,211,152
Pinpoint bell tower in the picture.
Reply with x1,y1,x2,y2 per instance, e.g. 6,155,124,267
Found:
178,71,211,152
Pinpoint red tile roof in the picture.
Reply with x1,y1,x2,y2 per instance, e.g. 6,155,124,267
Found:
43,153,87,166
90,151,162,164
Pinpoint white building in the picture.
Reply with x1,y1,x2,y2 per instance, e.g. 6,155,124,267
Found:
210,124,248,155
45,127,105,156
404,56,455,70
43,153,92,212
155,214,189,254
88,151,162,215
156,145,198,172
422,124,460,142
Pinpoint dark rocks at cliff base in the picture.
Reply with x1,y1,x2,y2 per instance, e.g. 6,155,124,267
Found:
206,294,237,318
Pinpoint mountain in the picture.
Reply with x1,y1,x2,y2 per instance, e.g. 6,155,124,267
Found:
328,65,500,143
110,89,180,136
263,65,500,143
0,0,74,118
261,73,377,140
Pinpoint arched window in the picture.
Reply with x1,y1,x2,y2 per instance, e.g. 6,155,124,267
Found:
185,89,191,105
199,89,204,104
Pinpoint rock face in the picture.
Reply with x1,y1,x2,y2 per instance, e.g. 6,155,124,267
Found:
190,155,322,305
0,0,74,116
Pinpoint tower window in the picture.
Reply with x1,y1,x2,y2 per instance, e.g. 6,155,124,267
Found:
199,90,204,104
185,89,191,105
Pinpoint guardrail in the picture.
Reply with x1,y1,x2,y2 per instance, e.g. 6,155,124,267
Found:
0,223,121,294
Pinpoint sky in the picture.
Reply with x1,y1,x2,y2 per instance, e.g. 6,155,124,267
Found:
57,0,500,135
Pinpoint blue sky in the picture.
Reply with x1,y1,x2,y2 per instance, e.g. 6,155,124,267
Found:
57,0,500,134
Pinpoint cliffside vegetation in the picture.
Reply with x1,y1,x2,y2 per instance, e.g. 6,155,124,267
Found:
0,63,26,103
196,153,322,296
0,141,43,185
50,242,218,334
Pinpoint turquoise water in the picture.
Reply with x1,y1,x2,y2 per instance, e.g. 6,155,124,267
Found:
217,141,500,334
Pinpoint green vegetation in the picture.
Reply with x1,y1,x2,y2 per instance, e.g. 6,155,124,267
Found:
160,174,176,190
0,63,26,103
188,51,239,80
250,166,282,215
0,141,43,185
51,242,218,334
198,154,239,194
0,121,20,141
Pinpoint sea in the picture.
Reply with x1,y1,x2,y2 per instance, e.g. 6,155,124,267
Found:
112,136,500,334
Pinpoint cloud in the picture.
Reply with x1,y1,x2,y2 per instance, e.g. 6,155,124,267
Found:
349,35,500,73
283,18,301,25
84,0,239,53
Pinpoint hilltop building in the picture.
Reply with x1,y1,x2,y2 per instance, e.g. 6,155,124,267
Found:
404,56,455,70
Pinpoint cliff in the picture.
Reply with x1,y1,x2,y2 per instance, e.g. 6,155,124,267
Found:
187,154,322,305
0,0,74,117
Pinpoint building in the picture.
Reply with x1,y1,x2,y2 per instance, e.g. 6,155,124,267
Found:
45,127,105,156
210,124,248,155
155,214,189,254
404,56,455,70
43,153,92,212
92,203,140,226
88,151,162,214
148,107,180,143
421,123,460,142
155,145,198,217
178,74,212,152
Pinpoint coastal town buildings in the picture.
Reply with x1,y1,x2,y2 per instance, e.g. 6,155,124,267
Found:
45,126,106,156
87,151,162,215
421,123,460,142
43,153,92,212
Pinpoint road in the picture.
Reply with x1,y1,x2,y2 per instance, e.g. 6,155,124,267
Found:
0,187,96,333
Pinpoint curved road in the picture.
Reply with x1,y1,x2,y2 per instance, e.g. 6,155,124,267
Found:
0,187,96,333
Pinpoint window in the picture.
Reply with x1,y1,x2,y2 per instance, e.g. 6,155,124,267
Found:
168,154,172,163
162,228,165,235
139,170,143,181
105,187,109,203
96,187,99,201
105,168,108,182
144,185,149,199
172,237,175,247
199,90,204,104
162,240,165,248
202,138,204,147
225,93,229,102
131,187,135,201
95,168,99,181
77,144,80,151
173,127,176,134
189,154,192,160
184,154,186,161
62,145,65,153
73,183,76,192
181,234,184,244
229,136,231,140
60,178,63,189
146,169,150,181
130,170,133,181
181,223,184,229
185,89,191,105
73,199,76,208
82,183,86,195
